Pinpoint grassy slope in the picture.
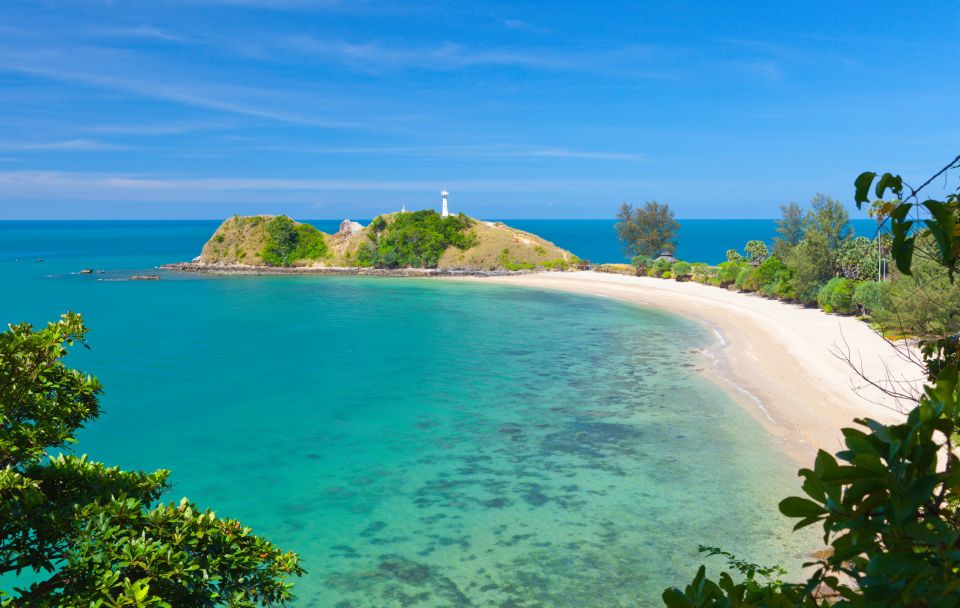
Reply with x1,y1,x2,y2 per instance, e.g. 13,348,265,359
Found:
199,213,577,270
437,220,575,270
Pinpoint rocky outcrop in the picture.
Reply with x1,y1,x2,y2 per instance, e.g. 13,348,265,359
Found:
338,219,364,235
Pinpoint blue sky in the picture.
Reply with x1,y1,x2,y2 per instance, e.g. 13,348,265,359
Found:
0,1,957,219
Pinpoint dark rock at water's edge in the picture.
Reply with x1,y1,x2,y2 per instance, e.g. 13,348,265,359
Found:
130,274,161,281
159,262,543,278
79,268,94,274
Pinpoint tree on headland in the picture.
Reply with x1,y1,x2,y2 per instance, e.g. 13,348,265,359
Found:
781,194,854,305
0,314,303,607
743,240,769,265
773,202,807,257
784,229,834,304
808,193,853,251
835,235,880,281
615,201,680,258
663,154,960,607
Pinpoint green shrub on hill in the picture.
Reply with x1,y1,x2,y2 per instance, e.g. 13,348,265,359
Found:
817,277,856,314
631,254,653,274
357,210,478,268
734,266,757,291
650,257,673,277
497,248,537,271
752,256,785,292
260,216,329,267
716,261,745,286
672,261,691,279
870,244,960,338
542,257,576,271
769,271,795,300
785,231,834,305
852,280,889,316
836,236,880,280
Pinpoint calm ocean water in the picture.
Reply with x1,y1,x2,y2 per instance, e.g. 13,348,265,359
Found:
0,218,880,266
0,221,816,606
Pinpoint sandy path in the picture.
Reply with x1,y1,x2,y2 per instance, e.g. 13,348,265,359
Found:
458,271,924,463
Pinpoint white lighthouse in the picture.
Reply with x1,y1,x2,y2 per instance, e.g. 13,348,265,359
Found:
440,191,450,217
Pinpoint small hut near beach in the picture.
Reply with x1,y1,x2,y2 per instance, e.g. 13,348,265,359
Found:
655,250,677,263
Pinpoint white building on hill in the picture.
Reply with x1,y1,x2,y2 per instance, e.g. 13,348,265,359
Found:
441,191,450,217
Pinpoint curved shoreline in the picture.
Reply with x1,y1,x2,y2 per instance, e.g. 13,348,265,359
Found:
454,271,924,464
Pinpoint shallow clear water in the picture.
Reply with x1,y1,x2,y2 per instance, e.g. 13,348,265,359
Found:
1,222,813,606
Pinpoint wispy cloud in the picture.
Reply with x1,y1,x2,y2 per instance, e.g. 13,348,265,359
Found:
89,26,183,42
280,37,571,71
183,0,348,7
0,139,128,151
81,120,239,135
0,170,660,202
276,36,669,75
0,53,357,129
729,59,783,84
246,143,646,161
528,148,644,161
497,18,550,34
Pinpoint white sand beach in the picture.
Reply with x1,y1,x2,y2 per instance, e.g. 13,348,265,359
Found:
464,271,925,463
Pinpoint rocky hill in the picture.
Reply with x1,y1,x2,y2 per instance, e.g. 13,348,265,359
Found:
194,211,580,272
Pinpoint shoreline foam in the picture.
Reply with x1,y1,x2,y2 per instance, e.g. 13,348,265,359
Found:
455,271,925,464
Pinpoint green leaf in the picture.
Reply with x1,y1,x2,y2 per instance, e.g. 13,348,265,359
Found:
892,235,915,275
874,172,903,200
792,515,824,531
854,172,876,206
661,588,693,608
779,496,826,518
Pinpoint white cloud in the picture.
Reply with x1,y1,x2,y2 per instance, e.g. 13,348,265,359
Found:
0,170,661,203
89,26,183,42
0,49,358,129
281,37,571,71
277,36,669,75
729,60,783,84
246,143,646,161
0,139,128,151
81,121,238,135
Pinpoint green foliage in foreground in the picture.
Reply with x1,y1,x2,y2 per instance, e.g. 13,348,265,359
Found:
260,215,328,267
868,241,960,339
0,314,303,607
664,157,960,607
357,210,478,268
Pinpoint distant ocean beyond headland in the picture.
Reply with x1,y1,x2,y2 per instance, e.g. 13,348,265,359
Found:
1,218,880,265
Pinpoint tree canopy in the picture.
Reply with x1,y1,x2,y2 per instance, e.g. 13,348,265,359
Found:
773,202,807,257
808,193,853,252
260,216,328,267
356,210,477,268
0,314,303,607
615,201,680,258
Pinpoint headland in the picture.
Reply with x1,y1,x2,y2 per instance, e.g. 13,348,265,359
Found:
164,211,580,274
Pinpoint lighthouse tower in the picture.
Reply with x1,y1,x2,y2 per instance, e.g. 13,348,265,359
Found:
440,191,450,217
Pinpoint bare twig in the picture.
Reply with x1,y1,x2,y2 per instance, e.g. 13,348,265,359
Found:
830,326,923,414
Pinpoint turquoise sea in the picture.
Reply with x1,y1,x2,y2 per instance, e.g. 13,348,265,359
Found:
1,221,818,607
